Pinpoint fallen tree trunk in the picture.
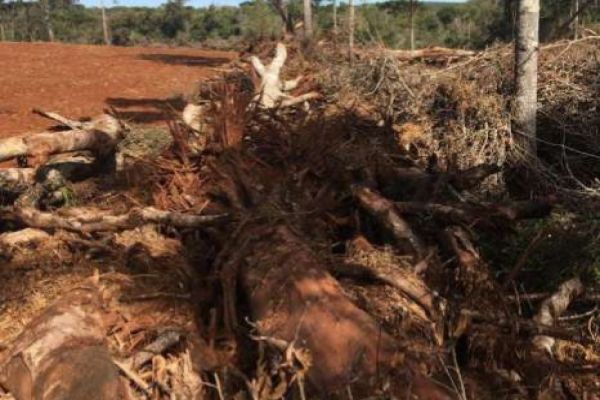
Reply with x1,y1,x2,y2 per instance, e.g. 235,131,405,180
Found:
0,114,123,163
15,206,229,233
387,46,475,61
228,223,451,398
0,279,127,399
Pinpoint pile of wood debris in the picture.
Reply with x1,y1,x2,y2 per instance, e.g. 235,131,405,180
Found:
0,43,598,400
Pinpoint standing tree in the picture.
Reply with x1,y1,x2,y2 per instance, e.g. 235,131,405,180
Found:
101,0,111,45
513,0,540,158
348,0,355,59
332,0,337,37
270,0,295,35
408,0,416,50
572,0,579,38
303,0,312,41
41,0,54,41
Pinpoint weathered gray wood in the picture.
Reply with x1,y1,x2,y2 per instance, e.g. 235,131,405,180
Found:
514,0,540,157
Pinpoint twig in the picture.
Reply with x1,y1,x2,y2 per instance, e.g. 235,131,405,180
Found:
214,372,225,400
129,329,184,369
114,359,151,394
501,227,548,290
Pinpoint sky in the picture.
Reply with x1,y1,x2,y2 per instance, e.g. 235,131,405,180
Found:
81,0,463,10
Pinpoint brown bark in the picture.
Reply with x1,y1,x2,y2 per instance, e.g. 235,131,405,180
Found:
353,185,424,257
0,279,127,400
230,224,451,398
393,196,555,226
330,261,445,323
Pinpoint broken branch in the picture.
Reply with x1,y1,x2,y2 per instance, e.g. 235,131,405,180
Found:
15,206,229,233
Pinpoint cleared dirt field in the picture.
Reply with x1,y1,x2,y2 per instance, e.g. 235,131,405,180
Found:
0,42,235,136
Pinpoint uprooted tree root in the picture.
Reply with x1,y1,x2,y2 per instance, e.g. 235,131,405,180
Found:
0,43,599,400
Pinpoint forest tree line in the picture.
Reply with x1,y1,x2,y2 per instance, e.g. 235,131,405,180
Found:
0,0,599,49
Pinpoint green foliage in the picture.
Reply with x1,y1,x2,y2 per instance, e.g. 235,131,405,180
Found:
239,0,281,42
1,0,599,48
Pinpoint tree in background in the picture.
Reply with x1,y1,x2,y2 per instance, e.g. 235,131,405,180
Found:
408,0,415,50
348,0,354,58
269,0,295,34
240,0,281,42
303,0,312,41
161,0,186,38
513,0,540,158
332,0,337,37
41,0,54,41
101,0,110,45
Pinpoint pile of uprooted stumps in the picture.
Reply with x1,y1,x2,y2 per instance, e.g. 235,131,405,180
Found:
0,43,598,400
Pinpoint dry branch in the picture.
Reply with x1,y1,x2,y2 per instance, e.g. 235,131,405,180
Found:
394,197,555,227
15,206,229,233
250,43,320,108
32,108,87,130
129,329,183,370
386,46,475,61
532,277,584,354
0,228,50,248
330,261,445,323
357,46,476,62
353,185,424,257
442,226,490,289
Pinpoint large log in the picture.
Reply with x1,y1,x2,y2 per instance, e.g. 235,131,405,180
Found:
0,115,123,163
229,223,451,398
0,152,97,195
0,279,127,400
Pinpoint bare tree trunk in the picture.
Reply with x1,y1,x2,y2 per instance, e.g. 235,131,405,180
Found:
271,0,295,35
573,0,579,39
332,0,337,37
409,0,416,51
101,0,111,46
303,0,313,42
513,0,539,158
348,0,355,60
41,0,54,42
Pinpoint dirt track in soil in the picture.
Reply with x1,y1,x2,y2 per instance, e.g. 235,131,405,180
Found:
0,42,236,137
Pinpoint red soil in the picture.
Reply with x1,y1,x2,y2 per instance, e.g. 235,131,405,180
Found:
0,42,236,136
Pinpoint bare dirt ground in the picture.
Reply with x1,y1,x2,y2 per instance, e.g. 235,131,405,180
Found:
0,42,235,137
